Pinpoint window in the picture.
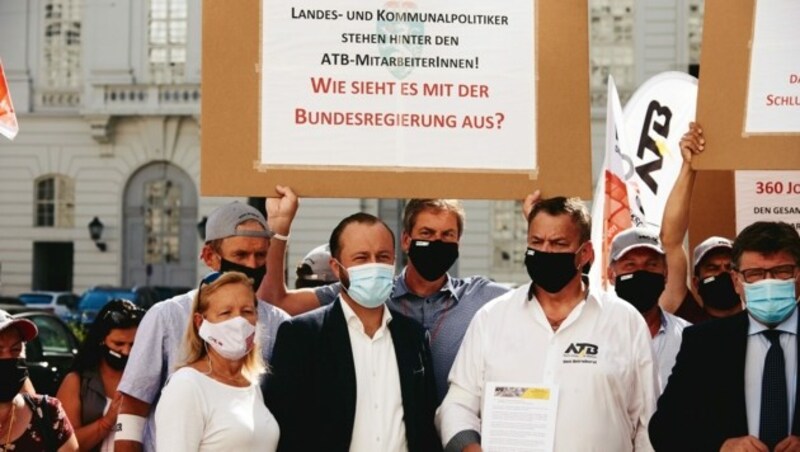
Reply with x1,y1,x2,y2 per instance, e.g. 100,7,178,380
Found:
491,201,528,272
589,0,635,108
41,0,82,89
148,0,188,84
688,0,705,76
34,175,75,228
144,179,182,264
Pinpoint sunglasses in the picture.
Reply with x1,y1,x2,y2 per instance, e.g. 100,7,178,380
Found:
198,271,223,291
196,271,224,303
102,303,145,325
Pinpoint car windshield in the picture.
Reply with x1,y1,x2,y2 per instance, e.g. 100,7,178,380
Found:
79,290,137,310
19,294,51,305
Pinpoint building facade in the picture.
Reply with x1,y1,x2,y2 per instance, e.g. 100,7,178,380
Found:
0,0,703,295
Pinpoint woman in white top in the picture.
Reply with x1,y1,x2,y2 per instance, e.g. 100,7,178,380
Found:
155,271,279,452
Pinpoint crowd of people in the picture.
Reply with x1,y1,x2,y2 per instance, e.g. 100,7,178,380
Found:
0,123,798,452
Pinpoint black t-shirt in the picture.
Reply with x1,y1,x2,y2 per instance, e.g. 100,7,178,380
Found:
674,291,713,325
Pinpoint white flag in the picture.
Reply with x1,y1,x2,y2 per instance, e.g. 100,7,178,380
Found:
589,75,644,290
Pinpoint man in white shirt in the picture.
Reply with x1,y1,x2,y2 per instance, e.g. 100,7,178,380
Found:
437,196,658,452
264,212,440,452
607,227,690,392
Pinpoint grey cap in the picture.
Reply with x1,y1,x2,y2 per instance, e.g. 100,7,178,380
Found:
205,202,273,242
692,236,733,270
0,309,38,342
297,244,337,283
610,227,665,261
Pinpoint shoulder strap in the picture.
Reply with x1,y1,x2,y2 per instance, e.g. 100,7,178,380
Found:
22,394,57,451
21,392,37,411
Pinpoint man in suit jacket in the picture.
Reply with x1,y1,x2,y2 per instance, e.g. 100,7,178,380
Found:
264,212,440,452
650,221,800,451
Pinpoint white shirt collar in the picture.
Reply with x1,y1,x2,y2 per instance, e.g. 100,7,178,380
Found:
339,297,393,336
528,287,602,333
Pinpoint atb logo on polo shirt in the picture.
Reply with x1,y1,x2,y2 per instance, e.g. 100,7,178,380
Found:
563,342,599,364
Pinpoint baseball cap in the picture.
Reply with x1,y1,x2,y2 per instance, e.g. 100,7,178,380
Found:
0,309,38,342
610,227,665,261
692,236,733,270
297,244,337,283
204,202,273,242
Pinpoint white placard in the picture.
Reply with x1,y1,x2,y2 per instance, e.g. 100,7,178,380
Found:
744,0,800,134
735,170,800,234
260,0,535,170
482,382,559,452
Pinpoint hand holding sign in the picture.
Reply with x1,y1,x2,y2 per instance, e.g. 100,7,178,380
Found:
679,122,705,163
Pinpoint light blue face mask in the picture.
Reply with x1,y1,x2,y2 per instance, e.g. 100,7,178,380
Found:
341,262,395,309
744,278,799,326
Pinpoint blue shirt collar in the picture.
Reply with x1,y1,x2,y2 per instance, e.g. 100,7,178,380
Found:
392,267,460,301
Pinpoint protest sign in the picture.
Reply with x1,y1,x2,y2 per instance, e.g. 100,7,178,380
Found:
744,0,800,134
261,0,534,171
735,171,800,235
693,0,800,171
201,0,591,199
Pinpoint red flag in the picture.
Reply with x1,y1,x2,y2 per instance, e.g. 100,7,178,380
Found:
0,59,19,140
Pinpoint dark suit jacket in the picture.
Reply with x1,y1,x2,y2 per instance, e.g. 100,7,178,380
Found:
649,310,800,451
263,299,441,452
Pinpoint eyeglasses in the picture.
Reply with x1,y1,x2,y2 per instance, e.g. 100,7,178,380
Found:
737,264,797,284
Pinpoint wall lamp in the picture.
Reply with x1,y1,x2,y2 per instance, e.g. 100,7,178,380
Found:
88,216,107,252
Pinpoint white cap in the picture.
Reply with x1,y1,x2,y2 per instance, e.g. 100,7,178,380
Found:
692,236,733,270
610,227,664,261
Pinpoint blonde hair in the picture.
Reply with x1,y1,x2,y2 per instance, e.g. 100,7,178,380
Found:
180,271,266,382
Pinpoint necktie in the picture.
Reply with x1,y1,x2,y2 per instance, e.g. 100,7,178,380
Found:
760,329,788,449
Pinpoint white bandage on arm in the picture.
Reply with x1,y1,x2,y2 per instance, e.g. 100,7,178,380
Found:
115,414,147,442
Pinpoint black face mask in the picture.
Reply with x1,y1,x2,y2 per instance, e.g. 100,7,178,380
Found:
408,240,459,282
0,358,28,402
219,258,267,290
697,271,741,311
615,270,666,313
101,345,129,371
524,247,580,294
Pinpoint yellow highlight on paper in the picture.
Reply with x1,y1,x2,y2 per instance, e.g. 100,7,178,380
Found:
522,388,550,400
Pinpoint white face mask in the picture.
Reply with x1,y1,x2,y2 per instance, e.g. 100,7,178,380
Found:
198,316,256,360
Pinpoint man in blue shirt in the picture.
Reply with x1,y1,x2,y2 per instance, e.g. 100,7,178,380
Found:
260,186,511,402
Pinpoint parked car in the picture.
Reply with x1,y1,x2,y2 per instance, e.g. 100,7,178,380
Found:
78,286,158,325
0,304,79,395
0,295,24,305
18,291,80,322
152,285,192,302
